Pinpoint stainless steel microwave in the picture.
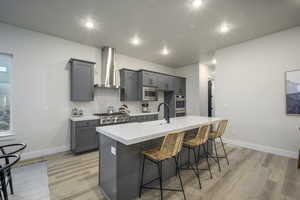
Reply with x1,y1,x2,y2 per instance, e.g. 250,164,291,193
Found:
142,87,158,101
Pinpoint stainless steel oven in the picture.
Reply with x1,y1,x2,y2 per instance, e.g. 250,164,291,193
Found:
175,95,186,117
175,110,186,117
142,87,158,101
175,95,185,111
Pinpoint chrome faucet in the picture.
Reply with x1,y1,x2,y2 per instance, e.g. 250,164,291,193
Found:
158,103,170,123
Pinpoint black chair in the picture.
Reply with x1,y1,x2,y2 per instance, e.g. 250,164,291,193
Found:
0,144,26,196
0,154,20,200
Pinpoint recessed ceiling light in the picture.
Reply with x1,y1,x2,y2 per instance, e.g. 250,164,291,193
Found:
84,20,95,29
192,0,203,8
212,59,217,65
130,36,141,46
219,23,231,34
161,47,170,55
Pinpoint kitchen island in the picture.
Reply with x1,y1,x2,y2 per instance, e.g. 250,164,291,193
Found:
96,116,223,200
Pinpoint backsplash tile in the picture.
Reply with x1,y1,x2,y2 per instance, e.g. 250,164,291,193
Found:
71,88,164,119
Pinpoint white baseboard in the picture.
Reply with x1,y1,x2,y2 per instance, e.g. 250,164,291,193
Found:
222,138,298,159
22,145,70,160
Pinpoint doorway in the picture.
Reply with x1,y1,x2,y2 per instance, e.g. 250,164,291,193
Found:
208,80,214,117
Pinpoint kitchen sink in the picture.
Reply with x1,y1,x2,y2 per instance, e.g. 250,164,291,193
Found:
140,120,169,126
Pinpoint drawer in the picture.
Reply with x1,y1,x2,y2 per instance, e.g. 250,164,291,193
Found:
138,116,146,120
129,116,137,122
75,120,99,127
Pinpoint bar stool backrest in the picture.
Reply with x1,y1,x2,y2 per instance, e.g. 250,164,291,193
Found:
194,124,211,145
159,131,185,160
216,120,228,137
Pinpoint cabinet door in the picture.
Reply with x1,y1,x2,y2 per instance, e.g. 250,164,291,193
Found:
70,60,94,101
157,74,166,90
167,76,177,91
179,78,186,95
174,77,186,95
142,71,157,87
120,69,138,101
75,127,98,153
157,74,172,91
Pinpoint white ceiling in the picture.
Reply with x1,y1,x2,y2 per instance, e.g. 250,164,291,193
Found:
0,0,300,67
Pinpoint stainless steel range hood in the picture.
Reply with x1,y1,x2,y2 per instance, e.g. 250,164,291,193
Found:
96,46,119,88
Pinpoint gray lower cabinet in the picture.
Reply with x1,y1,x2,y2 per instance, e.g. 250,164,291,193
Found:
129,114,158,122
71,119,99,154
70,58,95,101
120,69,139,101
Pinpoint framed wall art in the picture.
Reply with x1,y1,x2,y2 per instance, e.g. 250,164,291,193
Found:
286,70,300,115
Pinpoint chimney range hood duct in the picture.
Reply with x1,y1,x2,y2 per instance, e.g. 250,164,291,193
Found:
98,46,119,88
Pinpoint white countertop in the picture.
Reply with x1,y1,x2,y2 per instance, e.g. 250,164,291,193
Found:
96,116,223,145
128,112,159,117
70,116,99,121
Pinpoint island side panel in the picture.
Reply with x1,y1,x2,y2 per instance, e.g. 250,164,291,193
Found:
117,137,164,200
100,134,118,200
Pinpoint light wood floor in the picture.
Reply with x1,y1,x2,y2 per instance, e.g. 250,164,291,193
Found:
18,144,300,200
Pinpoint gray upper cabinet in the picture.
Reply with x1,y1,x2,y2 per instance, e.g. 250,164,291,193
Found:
120,69,138,101
139,70,157,87
70,59,95,101
157,74,185,93
174,77,186,95
157,74,169,90
119,69,186,101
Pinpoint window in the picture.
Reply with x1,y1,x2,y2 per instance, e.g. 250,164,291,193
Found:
0,54,12,132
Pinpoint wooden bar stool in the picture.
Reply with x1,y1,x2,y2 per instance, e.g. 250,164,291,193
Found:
209,120,229,172
181,124,213,189
139,131,186,200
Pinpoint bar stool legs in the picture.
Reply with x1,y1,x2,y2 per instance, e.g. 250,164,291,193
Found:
208,120,230,171
201,144,213,179
212,139,222,172
209,137,230,172
139,156,146,198
0,172,8,200
139,156,187,200
158,161,163,200
181,147,202,189
220,137,230,166
173,156,187,200
192,148,202,189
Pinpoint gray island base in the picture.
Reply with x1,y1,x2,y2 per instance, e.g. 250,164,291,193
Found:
97,116,222,200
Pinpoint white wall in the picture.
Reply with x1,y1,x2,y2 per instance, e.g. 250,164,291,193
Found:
0,22,176,158
215,26,300,158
